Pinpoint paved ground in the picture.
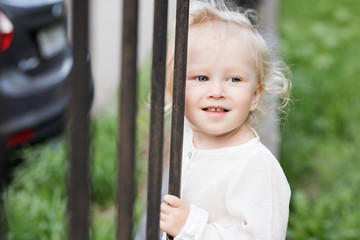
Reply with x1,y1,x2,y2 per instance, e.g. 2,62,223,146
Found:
89,0,121,115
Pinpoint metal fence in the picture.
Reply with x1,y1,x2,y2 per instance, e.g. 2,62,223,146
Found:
68,0,189,239
0,0,271,239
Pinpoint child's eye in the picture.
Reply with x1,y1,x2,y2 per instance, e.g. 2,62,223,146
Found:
228,77,241,83
196,76,208,82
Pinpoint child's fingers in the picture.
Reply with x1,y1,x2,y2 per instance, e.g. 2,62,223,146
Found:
159,213,170,232
160,211,167,222
159,219,168,233
160,202,171,214
159,219,165,229
163,194,182,207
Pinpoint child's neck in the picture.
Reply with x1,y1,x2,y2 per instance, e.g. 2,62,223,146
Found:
192,124,256,150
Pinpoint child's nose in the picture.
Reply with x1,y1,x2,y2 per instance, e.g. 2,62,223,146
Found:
208,80,225,99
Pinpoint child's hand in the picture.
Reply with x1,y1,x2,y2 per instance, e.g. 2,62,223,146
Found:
160,194,190,237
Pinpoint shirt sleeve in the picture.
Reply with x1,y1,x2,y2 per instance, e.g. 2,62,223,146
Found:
175,204,209,239
175,150,291,240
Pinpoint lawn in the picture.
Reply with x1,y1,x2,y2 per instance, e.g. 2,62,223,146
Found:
279,0,360,238
2,0,360,239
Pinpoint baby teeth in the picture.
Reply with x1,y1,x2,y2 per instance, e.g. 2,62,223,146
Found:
209,108,223,112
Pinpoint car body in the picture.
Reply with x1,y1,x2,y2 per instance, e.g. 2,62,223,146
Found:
0,0,91,151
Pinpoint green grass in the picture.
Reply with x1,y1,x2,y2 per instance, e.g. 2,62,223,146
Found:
4,144,68,240
279,0,360,238
3,0,360,239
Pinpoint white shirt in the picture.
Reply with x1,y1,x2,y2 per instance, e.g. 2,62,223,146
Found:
163,122,291,240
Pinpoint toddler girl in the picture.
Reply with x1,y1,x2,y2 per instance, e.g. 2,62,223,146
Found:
160,1,291,239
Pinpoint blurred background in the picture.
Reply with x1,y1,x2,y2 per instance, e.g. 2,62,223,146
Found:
1,0,360,239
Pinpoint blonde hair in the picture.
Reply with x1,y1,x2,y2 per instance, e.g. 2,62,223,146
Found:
165,0,291,128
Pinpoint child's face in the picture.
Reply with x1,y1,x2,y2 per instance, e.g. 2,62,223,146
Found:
185,23,262,141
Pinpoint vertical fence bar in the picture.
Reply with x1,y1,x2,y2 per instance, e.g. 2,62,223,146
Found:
68,0,91,239
167,0,190,239
146,0,168,239
116,0,139,239
0,147,7,239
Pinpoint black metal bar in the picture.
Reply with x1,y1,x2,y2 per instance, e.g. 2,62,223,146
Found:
167,0,190,239
0,145,5,194
0,194,5,240
0,147,4,193
0,146,7,240
68,0,91,239
146,0,168,239
116,0,139,239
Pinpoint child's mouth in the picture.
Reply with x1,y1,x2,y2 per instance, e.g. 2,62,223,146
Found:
202,107,229,112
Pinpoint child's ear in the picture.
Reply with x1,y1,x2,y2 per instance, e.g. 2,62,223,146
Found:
250,85,263,112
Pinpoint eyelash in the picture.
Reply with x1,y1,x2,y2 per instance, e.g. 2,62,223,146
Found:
228,77,241,82
194,76,242,82
195,76,209,81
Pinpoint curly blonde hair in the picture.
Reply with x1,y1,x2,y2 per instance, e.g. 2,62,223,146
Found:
165,0,291,128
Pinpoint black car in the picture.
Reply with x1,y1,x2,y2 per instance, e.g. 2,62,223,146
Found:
0,0,90,152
